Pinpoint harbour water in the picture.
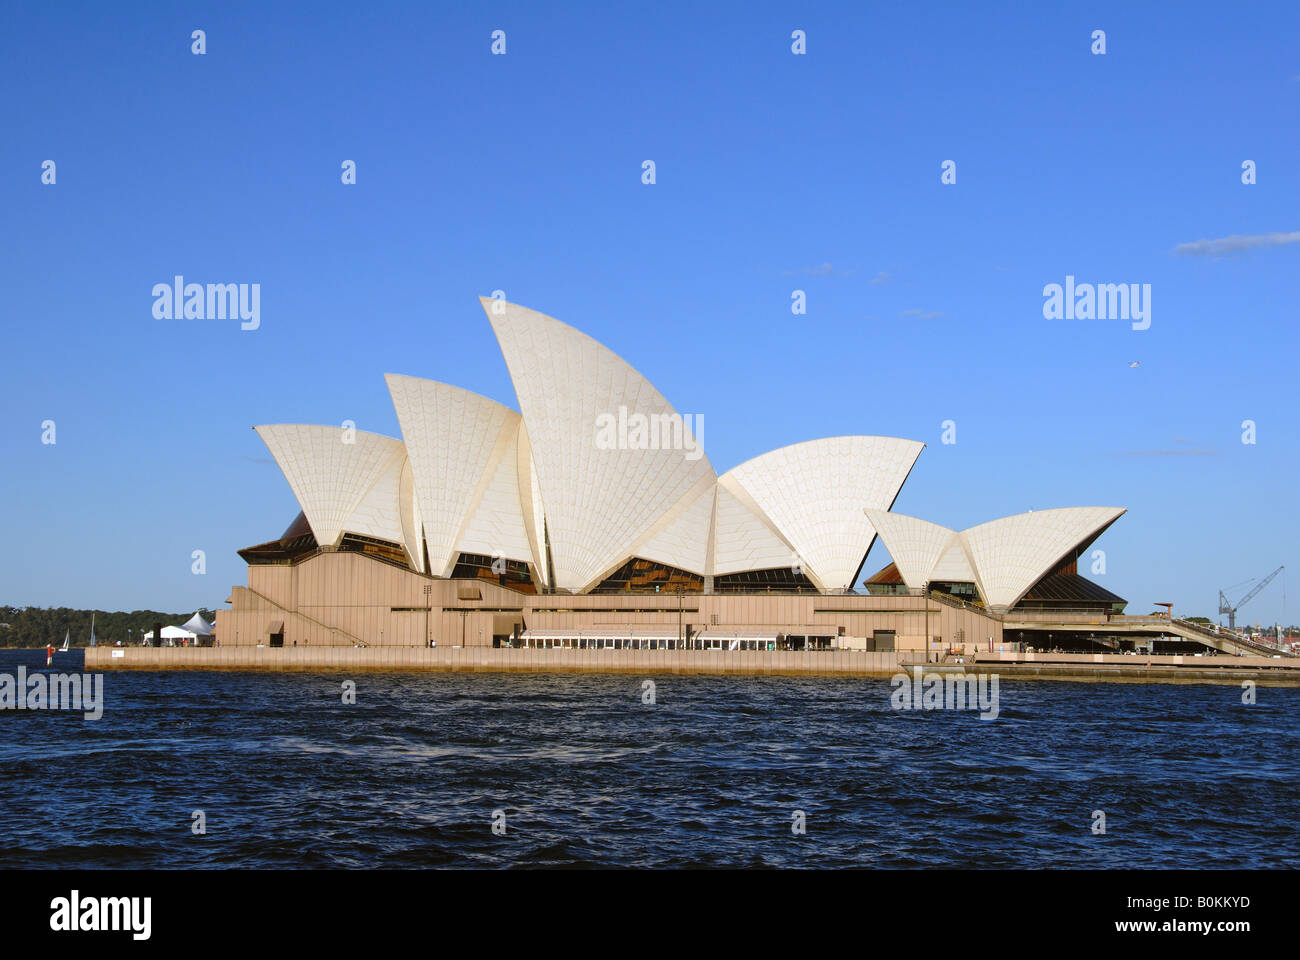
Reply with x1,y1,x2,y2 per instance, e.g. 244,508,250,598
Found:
1,649,1296,868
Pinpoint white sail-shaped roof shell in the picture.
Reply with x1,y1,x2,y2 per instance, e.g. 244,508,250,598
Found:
483,298,716,592
397,458,425,573
930,537,977,583
453,415,534,567
385,374,529,578
862,510,957,588
632,478,715,575
865,506,1124,608
346,446,410,547
255,424,408,551
721,436,924,591
960,506,1126,611
515,425,549,588
710,483,796,576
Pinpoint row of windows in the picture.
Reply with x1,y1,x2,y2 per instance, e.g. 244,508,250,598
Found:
506,636,834,651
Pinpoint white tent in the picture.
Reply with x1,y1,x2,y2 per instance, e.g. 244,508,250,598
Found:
182,612,214,636
142,625,198,644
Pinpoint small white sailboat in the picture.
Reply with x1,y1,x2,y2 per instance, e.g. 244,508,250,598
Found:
60,630,70,653
88,613,97,649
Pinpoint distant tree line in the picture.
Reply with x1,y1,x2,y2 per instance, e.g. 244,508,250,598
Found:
0,606,217,648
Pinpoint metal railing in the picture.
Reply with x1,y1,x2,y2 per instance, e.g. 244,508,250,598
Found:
925,592,993,616
1172,618,1295,657
1011,606,1115,617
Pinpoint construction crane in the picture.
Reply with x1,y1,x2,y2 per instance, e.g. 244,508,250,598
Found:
1219,566,1284,631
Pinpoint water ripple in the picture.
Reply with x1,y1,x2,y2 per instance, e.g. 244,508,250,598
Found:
0,656,1296,868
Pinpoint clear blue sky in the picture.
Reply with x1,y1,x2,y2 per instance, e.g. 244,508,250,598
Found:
2,1,1296,626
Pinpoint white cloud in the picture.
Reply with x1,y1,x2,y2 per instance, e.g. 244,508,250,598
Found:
1112,449,1220,457
1173,231,1300,257
778,262,832,276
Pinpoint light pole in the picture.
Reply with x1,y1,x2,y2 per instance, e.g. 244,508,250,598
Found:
923,582,931,664
424,583,432,648
678,585,684,650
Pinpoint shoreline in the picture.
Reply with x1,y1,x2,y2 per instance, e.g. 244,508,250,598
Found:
82,647,1300,686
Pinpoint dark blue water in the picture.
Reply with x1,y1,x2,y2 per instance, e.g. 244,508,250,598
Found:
1,649,1296,868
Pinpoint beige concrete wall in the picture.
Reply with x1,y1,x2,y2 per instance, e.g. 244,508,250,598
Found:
215,552,1004,653
84,644,1300,684
88,645,908,677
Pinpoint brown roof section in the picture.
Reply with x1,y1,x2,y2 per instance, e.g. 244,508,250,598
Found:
865,562,904,585
1018,572,1126,607
237,512,319,564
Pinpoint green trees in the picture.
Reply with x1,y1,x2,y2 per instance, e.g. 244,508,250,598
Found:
0,606,216,648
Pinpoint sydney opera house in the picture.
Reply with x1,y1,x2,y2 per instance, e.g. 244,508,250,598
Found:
215,298,1127,655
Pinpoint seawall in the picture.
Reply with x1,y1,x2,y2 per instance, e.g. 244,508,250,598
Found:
85,646,905,677
960,651,1300,686
83,647,1300,685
